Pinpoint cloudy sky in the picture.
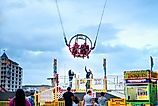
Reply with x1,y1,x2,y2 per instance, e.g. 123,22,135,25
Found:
1,0,158,85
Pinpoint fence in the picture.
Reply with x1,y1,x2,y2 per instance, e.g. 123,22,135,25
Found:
0,99,126,106
0,101,9,106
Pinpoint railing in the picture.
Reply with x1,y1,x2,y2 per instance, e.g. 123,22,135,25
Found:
41,101,65,106
0,99,126,106
0,101,9,106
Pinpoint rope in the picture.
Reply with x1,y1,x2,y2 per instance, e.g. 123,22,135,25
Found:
55,0,108,48
55,0,68,46
93,0,108,49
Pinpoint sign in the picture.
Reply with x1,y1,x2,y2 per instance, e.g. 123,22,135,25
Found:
93,89,106,92
80,79,87,84
75,89,86,92
78,79,87,90
111,99,125,105
124,70,149,79
92,79,104,90
125,79,149,83
125,86,149,101
151,72,158,79
137,87,148,100
93,79,102,85
92,92,96,98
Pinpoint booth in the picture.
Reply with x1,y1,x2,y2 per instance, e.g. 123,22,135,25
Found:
124,70,158,106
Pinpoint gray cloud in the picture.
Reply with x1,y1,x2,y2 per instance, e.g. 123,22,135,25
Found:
81,24,120,40
0,0,65,52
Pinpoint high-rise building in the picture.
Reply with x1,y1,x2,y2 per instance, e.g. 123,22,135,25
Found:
0,52,23,92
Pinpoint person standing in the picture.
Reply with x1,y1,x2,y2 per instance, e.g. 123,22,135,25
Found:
68,70,75,88
73,96,80,106
85,66,93,91
63,87,74,106
28,92,35,106
9,89,31,106
83,90,94,106
98,92,107,106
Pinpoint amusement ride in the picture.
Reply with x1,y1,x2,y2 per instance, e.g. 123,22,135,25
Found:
55,0,108,58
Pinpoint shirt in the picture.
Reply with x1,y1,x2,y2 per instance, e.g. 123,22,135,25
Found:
63,91,74,106
83,94,93,106
98,96,107,106
9,98,31,106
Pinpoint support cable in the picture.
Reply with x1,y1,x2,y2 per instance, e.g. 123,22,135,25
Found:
55,0,68,46
93,0,108,49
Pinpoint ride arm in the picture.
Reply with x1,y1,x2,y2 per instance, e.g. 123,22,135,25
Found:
64,36,69,46
85,66,88,73
91,39,96,50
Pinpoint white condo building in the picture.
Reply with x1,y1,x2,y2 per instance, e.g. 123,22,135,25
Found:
0,52,23,92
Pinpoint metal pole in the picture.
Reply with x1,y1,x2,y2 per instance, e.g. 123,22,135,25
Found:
103,58,107,92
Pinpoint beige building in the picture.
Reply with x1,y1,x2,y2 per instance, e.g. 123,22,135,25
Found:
0,52,23,92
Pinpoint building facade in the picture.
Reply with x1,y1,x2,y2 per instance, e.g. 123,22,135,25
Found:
0,52,23,92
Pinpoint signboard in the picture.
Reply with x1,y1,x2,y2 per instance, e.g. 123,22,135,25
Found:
151,72,158,79
80,79,87,84
124,70,149,79
93,89,106,92
93,79,103,85
92,79,104,90
137,87,148,100
125,79,149,83
125,85,149,101
79,79,87,90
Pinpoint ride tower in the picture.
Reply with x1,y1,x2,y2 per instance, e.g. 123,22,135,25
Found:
47,59,59,101
124,70,158,106
103,58,107,92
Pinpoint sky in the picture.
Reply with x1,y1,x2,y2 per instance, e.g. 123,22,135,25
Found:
0,0,158,85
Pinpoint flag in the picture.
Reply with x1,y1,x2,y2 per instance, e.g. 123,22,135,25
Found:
150,56,154,71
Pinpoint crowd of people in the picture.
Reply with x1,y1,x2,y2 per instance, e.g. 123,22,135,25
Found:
9,87,107,106
63,87,107,106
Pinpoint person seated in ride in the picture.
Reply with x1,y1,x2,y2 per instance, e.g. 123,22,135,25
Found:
85,44,90,55
72,42,80,57
80,43,89,58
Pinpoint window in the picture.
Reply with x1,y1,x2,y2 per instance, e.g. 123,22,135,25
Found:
19,71,21,74
2,63,6,65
